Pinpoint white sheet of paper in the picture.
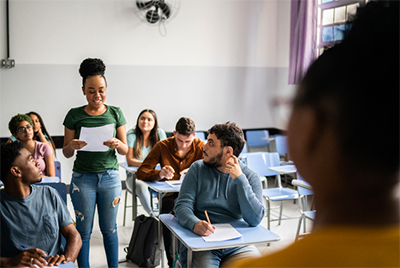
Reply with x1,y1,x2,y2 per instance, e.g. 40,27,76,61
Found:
166,181,182,187
78,124,114,152
202,224,242,242
165,173,185,187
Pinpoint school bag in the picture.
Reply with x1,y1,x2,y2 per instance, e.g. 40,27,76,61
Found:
124,214,161,268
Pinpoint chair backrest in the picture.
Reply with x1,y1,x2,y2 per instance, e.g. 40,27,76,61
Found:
36,182,67,204
275,135,288,155
54,161,61,180
195,131,206,141
245,130,270,147
239,143,248,158
245,152,280,178
292,177,314,215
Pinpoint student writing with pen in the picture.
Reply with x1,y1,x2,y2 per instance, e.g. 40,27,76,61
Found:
175,122,265,268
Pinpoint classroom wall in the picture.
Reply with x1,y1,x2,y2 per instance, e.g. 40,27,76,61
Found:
0,0,297,184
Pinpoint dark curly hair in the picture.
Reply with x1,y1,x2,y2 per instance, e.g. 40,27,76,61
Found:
79,58,107,87
0,141,24,183
208,122,245,157
8,114,33,136
175,117,195,136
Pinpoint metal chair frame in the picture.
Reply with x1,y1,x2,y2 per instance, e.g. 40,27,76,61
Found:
244,152,299,230
292,179,316,241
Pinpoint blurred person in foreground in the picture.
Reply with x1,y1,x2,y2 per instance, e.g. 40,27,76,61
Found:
231,1,399,267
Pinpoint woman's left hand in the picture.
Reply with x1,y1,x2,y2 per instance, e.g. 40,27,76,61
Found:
104,138,121,149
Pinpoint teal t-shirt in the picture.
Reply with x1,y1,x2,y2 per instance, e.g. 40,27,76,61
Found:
0,185,72,258
126,128,167,161
63,105,127,173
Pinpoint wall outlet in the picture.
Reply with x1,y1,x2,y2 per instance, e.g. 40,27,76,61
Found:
1,58,15,68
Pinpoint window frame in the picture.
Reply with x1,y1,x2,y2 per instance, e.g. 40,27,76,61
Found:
317,0,367,56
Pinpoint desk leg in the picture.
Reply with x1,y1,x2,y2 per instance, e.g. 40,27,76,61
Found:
187,249,192,268
132,172,137,221
158,193,165,268
172,233,177,266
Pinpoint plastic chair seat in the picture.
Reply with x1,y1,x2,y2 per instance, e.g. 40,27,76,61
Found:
244,152,299,229
263,188,298,201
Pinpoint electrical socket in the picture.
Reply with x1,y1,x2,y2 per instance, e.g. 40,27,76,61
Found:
1,58,15,68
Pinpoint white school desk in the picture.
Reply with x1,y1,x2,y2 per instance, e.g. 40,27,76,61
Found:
291,179,313,191
268,165,297,175
142,180,181,268
119,161,163,220
160,214,280,268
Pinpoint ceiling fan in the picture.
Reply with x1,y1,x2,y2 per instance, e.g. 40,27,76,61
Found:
134,0,180,25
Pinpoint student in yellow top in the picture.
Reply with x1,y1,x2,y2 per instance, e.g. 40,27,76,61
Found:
231,1,399,267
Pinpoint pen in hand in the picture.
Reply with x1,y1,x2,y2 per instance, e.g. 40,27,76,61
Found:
204,210,211,225
204,210,214,234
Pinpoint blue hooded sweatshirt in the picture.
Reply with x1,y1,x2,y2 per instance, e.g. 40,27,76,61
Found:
175,159,265,231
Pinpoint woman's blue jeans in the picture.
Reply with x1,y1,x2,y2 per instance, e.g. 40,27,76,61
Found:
70,169,122,268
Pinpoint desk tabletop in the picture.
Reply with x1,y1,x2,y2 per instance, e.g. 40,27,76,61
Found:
291,179,313,191
268,165,297,174
143,180,181,194
119,162,138,173
160,214,280,252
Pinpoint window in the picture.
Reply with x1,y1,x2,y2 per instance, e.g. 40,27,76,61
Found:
316,0,368,56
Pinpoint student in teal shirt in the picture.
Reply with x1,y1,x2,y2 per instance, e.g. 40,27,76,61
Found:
126,109,167,215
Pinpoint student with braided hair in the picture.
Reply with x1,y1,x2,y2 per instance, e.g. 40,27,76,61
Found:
62,58,128,268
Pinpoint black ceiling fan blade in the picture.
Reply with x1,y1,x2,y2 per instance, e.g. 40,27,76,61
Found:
137,0,154,10
158,2,171,19
146,7,160,23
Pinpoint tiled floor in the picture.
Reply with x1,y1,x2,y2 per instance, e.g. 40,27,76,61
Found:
66,180,313,268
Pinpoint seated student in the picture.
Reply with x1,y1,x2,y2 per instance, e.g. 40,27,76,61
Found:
126,109,167,215
231,1,399,267
8,114,55,177
0,141,82,267
175,122,265,268
136,117,204,267
8,112,56,153
27,111,57,153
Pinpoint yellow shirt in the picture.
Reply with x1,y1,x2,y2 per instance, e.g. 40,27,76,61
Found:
231,225,400,267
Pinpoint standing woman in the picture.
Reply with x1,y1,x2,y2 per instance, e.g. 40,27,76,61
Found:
126,109,167,214
62,58,128,268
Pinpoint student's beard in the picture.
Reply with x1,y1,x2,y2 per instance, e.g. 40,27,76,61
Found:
203,151,223,168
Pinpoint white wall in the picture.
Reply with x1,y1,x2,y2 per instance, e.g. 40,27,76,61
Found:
0,0,297,183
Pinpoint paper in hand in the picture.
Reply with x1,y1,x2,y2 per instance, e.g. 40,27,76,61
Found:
78,124,114,152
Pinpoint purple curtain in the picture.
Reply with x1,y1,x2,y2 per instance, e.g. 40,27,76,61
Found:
288,0,318,85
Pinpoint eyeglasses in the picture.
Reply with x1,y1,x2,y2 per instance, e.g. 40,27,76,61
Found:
16,125,32,134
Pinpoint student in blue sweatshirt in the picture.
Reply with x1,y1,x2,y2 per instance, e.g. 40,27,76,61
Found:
175,122,265,268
